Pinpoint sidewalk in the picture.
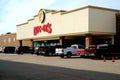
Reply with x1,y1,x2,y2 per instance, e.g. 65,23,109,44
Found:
0,53,120,74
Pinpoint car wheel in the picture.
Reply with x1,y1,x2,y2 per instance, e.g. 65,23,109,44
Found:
36,53,40,56
48,53,52,56
17,52,21,55
60,54,64,58
67,52,72,58
100,55,104,59
80,55,85,58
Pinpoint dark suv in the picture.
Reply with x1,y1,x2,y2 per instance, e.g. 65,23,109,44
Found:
16,46,34,54
34,45,63,56
95,44,120,58
2,46,15,53
34,46,49,56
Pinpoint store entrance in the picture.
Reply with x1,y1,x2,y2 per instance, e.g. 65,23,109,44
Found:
34,36,85,48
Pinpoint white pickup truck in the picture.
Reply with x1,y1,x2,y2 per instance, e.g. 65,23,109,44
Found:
55,44,95,58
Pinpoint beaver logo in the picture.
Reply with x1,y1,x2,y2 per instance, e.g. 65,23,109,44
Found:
38,9,45,23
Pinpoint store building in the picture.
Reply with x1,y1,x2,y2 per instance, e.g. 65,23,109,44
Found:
0,33,32,47
16,5,120,48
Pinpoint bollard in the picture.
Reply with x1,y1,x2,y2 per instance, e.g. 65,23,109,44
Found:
112,56,115,62
104,56,106,62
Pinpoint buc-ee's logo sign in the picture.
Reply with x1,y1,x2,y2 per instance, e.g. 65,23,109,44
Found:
34,9,52,36
38,9,45,23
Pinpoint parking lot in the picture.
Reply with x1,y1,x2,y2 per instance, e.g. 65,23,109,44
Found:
0,53,120,75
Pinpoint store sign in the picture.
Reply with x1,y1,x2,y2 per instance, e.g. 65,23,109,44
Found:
34,23,52,35
38,9,46,23
33,9,52,36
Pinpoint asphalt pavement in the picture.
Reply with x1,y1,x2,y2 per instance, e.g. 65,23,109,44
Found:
0,53,120,80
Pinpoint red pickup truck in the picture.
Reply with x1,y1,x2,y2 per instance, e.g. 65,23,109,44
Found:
56,44,120,58
56,44,96,58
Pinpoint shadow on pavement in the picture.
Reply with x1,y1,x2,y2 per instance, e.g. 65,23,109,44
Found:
0,60,120,80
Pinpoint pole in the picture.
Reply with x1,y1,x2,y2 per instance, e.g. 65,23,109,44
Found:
104,56,106,62
112,56,115,62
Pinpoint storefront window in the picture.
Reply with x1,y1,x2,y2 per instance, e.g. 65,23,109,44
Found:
34,40,59,47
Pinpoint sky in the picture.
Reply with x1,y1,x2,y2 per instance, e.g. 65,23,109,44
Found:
0,0,120,35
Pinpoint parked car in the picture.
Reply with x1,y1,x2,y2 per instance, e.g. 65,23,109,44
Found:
2,46,16,53
94,44,120,58
34,45,63,56
34,46,48,56
55,45,64,55
16,46,34,54
0,47,3,53
59,44,95,58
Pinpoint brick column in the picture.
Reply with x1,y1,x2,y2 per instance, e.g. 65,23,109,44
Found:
59,36,64,47
85,35,92,48
19,40,22,46
31,39,34,52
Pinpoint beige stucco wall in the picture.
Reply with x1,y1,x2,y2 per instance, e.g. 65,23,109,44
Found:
61,9,89,34
16,6,118,40
89,8,117,34
17,8,89,40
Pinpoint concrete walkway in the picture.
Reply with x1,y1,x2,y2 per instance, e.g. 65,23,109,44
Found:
0,53,120,75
